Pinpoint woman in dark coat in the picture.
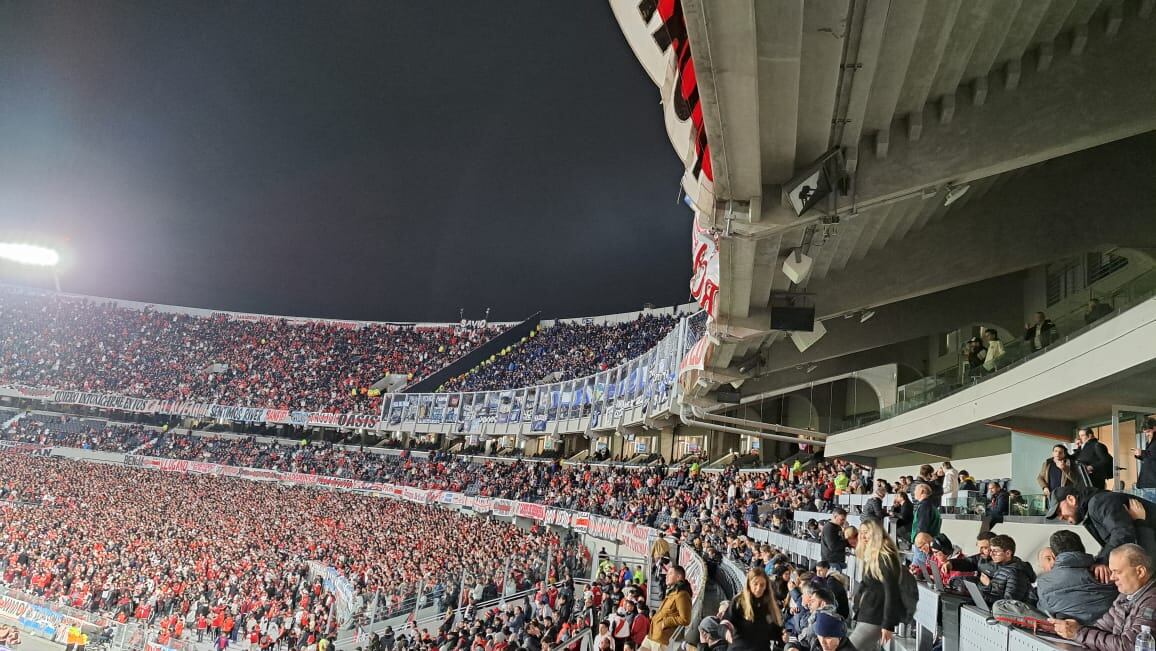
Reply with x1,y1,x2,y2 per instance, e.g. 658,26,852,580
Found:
849,518,904,651
722,566,783,651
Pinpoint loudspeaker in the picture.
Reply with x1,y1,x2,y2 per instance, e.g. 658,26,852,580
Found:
790,320,827,353
782,251,814,285
715,388,742,404
770,306,816,332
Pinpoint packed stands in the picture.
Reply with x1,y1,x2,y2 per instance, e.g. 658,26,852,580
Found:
0,289,500,413
438,315,679,393
0,455,586,642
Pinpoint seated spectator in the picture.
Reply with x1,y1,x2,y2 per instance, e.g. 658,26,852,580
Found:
1037,530,1118,625
1037,546,1056,573
981,480,1010,533
793,586,838,650
978,534,1036,604
958,471,978,492
1085,298,1113,325
1050,544,1156,650
694,617,730,651
813,562,849,620
966,532,996,576
802,612,855,651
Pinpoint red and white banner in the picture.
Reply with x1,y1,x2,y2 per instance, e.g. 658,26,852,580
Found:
515,502,547,521
609,0,713,213
492,499,515,517
689,214,720,319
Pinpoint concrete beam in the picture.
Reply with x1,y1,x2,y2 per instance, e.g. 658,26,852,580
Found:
810,133,1156,319
987,416,1077,439
850,13,1156,210
893,442,953,459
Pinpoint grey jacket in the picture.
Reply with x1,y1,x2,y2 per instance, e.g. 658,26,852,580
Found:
797,604,839,649
1036,551,1118,625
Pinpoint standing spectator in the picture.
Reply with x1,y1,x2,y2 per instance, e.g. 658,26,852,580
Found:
981,329,1005,373
1132,418,1156,492
721,567,782,651
981,481,1010,534
963,336,986,378
645,565,691,651
1047,487,1156,580
910,483,941,544
1038,444,1080,497
850,518,902,651
1036,530,1118,625
941,461,959,508
1050,544,1156,650
820,509,849,572
1085,298,1113,325
1075,428,1114,489
1024,311,1058,352
977,534,1036,604
862,487,886,521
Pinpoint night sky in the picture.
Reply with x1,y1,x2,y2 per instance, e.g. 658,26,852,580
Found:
0,2,690,322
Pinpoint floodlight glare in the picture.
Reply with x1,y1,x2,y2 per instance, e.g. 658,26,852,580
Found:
0,243,60,267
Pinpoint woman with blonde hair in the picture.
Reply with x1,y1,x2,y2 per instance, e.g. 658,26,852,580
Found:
850,517,903,651
722,566,783,651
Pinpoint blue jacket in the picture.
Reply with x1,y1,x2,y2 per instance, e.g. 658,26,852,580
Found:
1036,551,1118,625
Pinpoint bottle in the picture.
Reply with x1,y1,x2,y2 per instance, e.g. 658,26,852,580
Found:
1137,624,1156,651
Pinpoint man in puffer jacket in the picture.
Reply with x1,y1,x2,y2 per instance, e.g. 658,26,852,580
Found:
1050,544,1156,651
978,534,1036,604
1037,530,1118,625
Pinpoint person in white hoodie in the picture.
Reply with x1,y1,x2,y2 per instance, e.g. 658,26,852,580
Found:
941,461,960,511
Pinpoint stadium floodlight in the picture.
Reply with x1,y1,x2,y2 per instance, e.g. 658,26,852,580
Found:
0,242,60,267
0,242,62,291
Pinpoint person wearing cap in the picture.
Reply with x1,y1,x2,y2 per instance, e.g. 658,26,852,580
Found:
790,612,855,651
696,617,731,651
1132,418,1156,491
1046,486,1156,582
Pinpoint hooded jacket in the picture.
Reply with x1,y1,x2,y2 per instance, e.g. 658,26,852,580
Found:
1036,551,1118,625
648,581,691,645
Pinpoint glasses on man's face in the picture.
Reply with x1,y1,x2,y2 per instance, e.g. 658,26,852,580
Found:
990,548,1007,558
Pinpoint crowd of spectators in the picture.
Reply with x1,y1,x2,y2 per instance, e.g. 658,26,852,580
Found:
439,315,679,393
0,455,586,651
0,289,499,413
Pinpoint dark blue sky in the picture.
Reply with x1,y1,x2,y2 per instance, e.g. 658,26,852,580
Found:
0,2,689,322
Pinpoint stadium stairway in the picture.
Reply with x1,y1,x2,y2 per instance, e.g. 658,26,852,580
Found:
401,314,541,393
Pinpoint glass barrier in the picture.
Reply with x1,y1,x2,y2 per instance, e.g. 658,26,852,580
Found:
859,268,1156,430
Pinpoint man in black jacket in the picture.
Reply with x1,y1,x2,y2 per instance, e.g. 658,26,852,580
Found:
1047,486,1156,582
1075,428,1114,489
820,509,849,572
981,482,1010,534
1133,418,1156,490
862,488,887,521
978,534,1036,605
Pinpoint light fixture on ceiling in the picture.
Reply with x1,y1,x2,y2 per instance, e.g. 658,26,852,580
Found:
860,310,876,323
944,183,971,206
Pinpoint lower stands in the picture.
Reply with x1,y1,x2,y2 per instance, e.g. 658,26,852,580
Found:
747,525,1073,651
